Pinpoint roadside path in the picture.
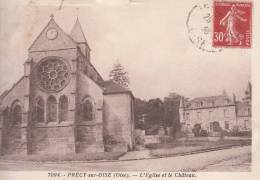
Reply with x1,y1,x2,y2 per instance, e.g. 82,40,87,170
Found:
0,146,251,171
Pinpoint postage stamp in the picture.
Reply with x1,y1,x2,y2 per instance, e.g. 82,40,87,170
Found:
213,1,252,48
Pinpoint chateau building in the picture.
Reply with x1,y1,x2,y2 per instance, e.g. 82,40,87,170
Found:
0,16,135,155
179,83,251,134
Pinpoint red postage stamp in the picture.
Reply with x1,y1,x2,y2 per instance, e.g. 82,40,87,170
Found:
213,1,252,48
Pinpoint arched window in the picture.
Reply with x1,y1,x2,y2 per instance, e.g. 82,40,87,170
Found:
11,103,22,126
80,98,94,121
3,108,9,122
59,95,68,122
47,96,57,122
34,97,44,122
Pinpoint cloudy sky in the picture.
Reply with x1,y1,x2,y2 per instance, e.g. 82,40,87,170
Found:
0,0,251,100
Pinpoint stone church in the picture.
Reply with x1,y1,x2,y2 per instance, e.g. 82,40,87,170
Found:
0,16,135,155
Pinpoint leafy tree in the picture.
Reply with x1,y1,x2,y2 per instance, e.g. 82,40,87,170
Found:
134,98,147,129
163,92,182,134
109,62,130,88
192,124,201,137
145,98,164,135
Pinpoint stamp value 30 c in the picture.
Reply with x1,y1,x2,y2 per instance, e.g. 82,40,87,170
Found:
213,1,252,48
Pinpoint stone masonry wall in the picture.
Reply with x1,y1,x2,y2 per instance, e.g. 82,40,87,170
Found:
0,77,29,155
75,72,104,153
31,126,75,154
103,93,134,151
75,124,104,153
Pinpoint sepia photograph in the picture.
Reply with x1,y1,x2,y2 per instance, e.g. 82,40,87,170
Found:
0,0,257,178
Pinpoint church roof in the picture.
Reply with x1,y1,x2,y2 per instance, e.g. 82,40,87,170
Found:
70,18,89,45
29,16,77,52
0,76,25,107
0,90,9,103
99,80,133,96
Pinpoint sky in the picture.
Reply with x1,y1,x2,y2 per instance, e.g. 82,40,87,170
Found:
0,0,251,101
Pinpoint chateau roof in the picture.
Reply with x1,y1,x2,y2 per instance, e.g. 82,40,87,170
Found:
183,94,235,110
245,82,252,92
244,82,252,98
236,101,250,108
190,95,226,102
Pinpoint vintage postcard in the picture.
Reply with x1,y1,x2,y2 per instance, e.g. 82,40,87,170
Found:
0,0,259,179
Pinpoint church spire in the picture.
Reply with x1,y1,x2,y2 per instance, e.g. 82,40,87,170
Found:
70,18,90,57
70,18,87,43
50,13,54,19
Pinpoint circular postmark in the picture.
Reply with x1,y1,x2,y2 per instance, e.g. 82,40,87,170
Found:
186,3,222,53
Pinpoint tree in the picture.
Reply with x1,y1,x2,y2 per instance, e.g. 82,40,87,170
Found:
109,62,130,88
163,93,182,133
192,124,201,137
145,98,164,135
134,98,147,130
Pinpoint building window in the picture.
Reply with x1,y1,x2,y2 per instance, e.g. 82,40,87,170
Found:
59,95,68,122
186,124,190,132
47,96,57,122
197,112,201,120
11,103,22,125
186,103,191,108
80,98,94,121
34,97,44,122
37,57,70,92
210,122,213,131
244,120,248,129
209,111,212,120
225,121,229,130
3,108,9,125
224,109,229,117
212,121,220,132
186,113,190,121
224,99,229,105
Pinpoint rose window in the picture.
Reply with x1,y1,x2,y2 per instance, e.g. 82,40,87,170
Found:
37,58,70,92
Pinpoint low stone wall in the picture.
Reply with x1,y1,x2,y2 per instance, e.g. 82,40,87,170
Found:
177,136,221,142
223,136,251,140
144,135,160,144
144,135,173,144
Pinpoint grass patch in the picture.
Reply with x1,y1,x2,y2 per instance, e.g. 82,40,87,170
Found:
146,139,251,149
